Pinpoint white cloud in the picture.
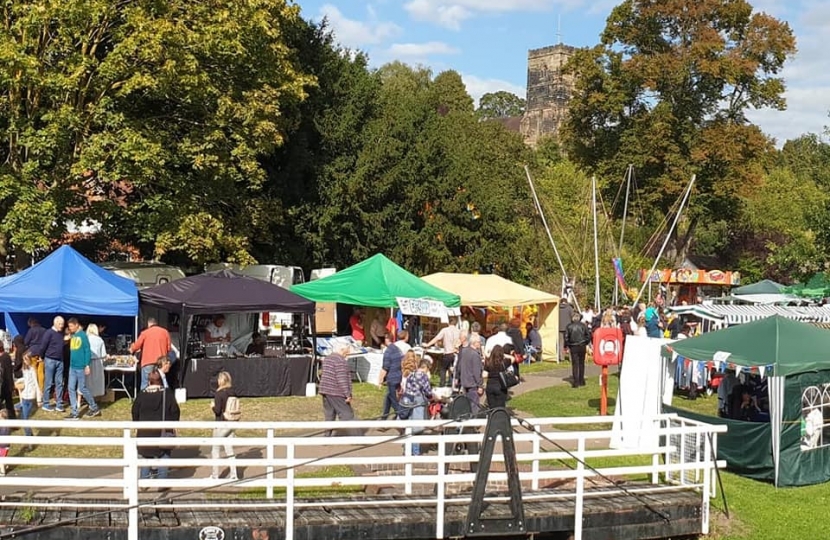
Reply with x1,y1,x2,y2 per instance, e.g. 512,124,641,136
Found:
318,4,402,48
386,41,460,57
404,0,580,30
746,4,830,144
461,74,526,106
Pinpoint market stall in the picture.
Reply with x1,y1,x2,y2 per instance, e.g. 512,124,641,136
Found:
663,316,830,487
0,245,139,339
638,267,740,304
291,254,460,381
139,270,316,398
0,245,140,401
420,272,560,361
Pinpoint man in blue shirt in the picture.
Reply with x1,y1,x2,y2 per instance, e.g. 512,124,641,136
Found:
30,316,67,412
66,318,100,420
378,335,404,420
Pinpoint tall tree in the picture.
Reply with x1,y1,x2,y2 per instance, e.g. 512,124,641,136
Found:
562,0,796,262
477,91,526,119
256,19,381,269
0,0,312,266
313,64,532,278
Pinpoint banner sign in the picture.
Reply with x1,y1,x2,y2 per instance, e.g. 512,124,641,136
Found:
396,297,459,318
638,268,740,286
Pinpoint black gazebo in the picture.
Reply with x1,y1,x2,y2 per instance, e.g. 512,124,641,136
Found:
140,270,316,397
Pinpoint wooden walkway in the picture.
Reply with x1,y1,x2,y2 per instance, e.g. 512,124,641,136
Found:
0,483,703,540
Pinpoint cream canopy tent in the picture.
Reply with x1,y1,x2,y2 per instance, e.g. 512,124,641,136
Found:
421,273,561,361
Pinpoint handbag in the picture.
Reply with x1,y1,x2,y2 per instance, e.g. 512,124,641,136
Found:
499,366,520,389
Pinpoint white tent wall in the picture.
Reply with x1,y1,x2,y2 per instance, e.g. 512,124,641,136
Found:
610,335,673,449
536,302,559,362
769,375,785,487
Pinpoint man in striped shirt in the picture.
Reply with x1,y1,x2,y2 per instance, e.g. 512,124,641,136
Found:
319,344,354,436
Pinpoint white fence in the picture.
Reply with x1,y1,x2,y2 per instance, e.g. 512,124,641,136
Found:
0,413,726,540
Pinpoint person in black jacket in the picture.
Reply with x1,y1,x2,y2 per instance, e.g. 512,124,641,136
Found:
0,344,16,420
484,345,511,409
565,314,591,388
132,369,180,480
506,318,525,380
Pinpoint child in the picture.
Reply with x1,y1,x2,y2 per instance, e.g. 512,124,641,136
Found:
19,354,39,439
210,371,239,480
0,409,9,475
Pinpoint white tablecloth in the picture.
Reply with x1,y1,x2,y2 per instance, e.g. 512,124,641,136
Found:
348,352,384,383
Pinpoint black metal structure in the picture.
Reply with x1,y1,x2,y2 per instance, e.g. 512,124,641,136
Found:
440,394,480,474
464,407,525,537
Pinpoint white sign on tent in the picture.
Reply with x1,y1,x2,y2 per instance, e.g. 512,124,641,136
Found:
396,297,460,319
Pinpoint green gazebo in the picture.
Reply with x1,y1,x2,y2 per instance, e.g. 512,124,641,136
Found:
663,316,830,486
291,254,460,308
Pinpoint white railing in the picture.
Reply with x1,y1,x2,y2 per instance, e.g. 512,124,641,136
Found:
0,413,726,540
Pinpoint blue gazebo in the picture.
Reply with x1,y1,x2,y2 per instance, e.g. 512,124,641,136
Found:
0,245,138,335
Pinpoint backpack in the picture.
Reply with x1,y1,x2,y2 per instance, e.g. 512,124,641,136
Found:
223,395,242,421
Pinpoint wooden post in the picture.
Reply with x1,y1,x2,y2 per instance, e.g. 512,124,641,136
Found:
600,365,609,416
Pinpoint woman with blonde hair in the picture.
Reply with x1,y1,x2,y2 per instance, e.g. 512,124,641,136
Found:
400,351,419,380
210,371,238,480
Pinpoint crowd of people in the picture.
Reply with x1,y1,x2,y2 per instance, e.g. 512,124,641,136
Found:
0,316,108,426
319,316,535,454
558,297,695,388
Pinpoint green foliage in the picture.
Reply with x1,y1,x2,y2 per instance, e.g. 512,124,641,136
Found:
562,0,797,262
0,0,312,263
477,91,526,119
309,63,532,280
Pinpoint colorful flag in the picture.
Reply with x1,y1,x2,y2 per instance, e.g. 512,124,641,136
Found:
612,258,627,290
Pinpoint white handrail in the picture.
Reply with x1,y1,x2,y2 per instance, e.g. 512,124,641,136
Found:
0,415,725,540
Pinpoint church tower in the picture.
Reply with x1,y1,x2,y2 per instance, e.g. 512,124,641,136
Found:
520,44,576,147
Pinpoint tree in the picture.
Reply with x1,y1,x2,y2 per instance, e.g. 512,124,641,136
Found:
732,167,828,282
312,63,533,279
562,0,796,262
0,0,312,266
256,18,381,269
477,91,526,119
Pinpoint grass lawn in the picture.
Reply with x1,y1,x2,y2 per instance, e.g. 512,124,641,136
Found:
514,382,830,540
511,371,619,425
14,383,387,461
521,360,567,375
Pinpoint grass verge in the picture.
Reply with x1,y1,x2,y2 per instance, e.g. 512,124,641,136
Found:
514,382,829,540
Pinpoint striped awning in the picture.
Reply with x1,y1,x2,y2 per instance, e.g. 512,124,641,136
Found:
669,304,830,325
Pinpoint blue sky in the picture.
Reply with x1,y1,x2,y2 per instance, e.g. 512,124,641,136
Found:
295,0,830,145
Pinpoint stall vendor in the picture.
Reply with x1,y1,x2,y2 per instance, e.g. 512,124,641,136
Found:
204,315,231,343
246,332,266,356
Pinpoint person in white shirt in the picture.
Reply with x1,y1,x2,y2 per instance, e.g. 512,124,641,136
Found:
394,329,412,355
582,308,595,324
635,314,648,337
205,315,231,343
85,324,107,398
484,323,512,357
18,355,39,440
424,318,460,387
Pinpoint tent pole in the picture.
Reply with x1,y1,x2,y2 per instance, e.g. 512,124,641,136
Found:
615,165,633,305
178,309,188,387
524,165,575,305
309,312,318,385
593,175,600,311
631,175,695,308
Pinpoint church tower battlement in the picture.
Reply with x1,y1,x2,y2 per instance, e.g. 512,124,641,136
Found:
520,44,576,147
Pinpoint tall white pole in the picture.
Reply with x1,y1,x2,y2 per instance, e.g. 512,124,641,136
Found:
613,165,633,305
524,165,580,313
592,176,601,311
631,174,696,308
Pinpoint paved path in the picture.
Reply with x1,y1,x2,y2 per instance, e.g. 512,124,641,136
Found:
0,362,611,500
